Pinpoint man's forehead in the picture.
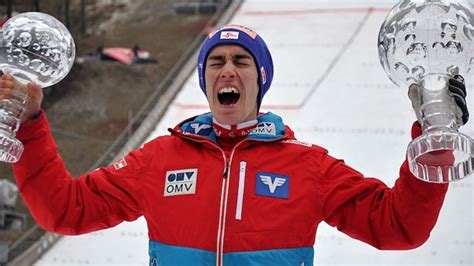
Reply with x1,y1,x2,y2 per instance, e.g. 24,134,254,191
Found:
208,45,252,57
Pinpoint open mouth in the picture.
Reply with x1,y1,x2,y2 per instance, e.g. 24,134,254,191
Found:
218,87,240,105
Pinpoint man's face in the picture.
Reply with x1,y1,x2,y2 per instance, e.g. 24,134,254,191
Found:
205,45,259,125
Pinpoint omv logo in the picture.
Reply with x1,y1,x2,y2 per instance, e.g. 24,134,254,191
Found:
255,172,289,199
164,168,197,197
249,122,276,136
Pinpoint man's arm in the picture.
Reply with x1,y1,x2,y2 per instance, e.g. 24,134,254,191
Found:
1,75,148,235
320,76,469,249
12,111,149,235
320,141,448,250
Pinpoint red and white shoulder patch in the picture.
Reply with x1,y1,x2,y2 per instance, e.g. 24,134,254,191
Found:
281,139,312,147
113,158,127,170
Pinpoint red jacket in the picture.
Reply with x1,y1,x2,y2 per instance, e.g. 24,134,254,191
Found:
12,111,448,266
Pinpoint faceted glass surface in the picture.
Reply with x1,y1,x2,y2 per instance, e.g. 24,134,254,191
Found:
0,12,75,87
378,0,474,87
378,0,474,183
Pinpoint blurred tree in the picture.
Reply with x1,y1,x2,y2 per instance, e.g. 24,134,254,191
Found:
80,0,86,36
64,0,70,28
33,0,39,11
6,0,11,17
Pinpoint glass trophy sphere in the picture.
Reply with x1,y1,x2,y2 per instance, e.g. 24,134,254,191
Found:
378,0,474,86
0,12,75,163
378,0,474,183
0,12,76,87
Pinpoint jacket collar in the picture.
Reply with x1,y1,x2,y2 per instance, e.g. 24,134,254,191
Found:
172,112,292,143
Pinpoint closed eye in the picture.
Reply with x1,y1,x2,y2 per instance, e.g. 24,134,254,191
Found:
235,59,251,67
209,62,223,67
208,60,224,68
206,54,253,68
233,54,252,66
207,55,225,68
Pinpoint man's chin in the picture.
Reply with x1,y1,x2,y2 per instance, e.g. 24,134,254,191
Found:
212,104,256,125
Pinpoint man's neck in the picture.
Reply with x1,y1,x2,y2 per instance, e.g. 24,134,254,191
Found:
212,118,258,139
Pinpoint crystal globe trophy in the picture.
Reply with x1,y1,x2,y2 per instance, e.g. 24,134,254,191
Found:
0,12,75,163
378,0,473,183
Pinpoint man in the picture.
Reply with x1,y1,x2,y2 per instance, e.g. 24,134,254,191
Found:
2,24,470,265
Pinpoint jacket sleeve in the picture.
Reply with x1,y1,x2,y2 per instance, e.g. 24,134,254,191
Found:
12,111,151,235
320,122,449,250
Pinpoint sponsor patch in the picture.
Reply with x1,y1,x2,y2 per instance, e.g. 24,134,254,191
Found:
190,123,212,135
260,66,267,84
281,139,312,147
113,158,127,170
164,168,198,196
249,122,276,136
209,25,258,39
220,31,239,40
256,172,289,199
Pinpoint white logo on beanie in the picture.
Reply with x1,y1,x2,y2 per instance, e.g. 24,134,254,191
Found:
220,31,239,40
260,66,267,84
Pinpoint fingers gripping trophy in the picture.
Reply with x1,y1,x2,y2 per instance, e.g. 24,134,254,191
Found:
378,0,473,183
0,12,75,163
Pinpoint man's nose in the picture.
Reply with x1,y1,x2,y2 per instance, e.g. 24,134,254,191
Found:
220,61,236,79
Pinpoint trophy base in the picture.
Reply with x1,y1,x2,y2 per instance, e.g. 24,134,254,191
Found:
407,131,473,183
0,131,24,163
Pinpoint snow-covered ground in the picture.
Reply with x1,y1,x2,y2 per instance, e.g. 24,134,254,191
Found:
36,0,473,265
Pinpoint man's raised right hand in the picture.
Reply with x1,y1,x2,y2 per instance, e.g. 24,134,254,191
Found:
0,74,43,123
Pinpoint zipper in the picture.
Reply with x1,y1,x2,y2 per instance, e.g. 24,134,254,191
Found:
223,160,229,178
216,154,228,266
216,139,247,266
173,132,230,266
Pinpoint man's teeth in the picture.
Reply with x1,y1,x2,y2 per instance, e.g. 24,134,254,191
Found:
218,87,239,94
217,87,240,105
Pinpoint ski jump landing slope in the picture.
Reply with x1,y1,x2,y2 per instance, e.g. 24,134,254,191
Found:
36,0,473,265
